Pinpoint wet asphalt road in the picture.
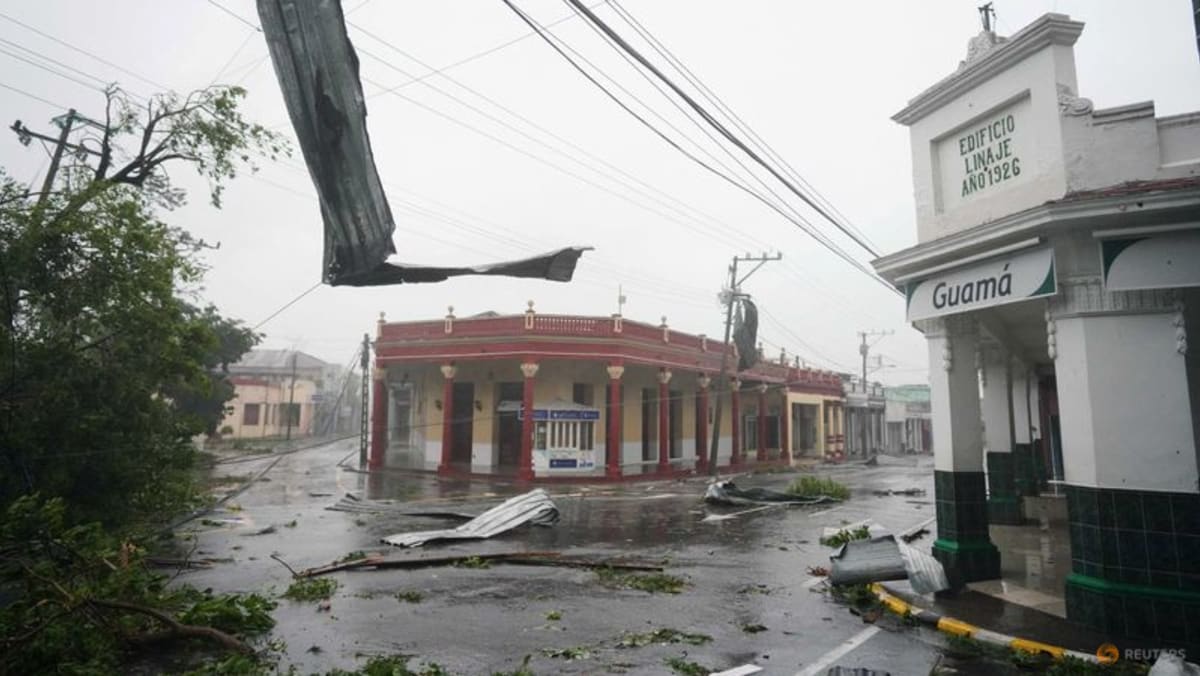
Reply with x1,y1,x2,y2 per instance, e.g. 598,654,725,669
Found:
179,441,953,675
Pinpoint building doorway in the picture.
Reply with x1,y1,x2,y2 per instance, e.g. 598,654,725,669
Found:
669,389,682,458
450,381,474,464
495,382,522,468
641,388,657,461
797,403,819,456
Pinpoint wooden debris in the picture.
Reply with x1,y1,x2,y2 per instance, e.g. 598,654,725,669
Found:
295,551,665,578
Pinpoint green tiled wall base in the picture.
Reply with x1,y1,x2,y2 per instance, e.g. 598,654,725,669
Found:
934,470,1001,585
1012,443,1039,496
986,452,1022,525
1065,573,1200,654
988,495,1023,525
1065,484,1200,652
933,537,1001,585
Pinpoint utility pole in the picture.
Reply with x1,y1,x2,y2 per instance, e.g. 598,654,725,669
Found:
11,110,103,205
285,352,298,441
707,252,782,476
359,333,370,468
855,329,892,456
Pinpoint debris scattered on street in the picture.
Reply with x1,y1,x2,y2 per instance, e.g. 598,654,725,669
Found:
900,527,929,543
381,489,559,547
241,525,277,536
828,535,948,594
296,550,664,578
704,480,838,506
872,488,926,497
806,565,829,577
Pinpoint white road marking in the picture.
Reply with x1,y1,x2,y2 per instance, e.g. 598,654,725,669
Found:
808,505,843,518
701,503,785,522
711,665,764,676
794,625,881,676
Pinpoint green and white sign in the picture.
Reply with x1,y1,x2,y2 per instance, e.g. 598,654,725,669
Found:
906,246,1057,321
1101,230,1200,292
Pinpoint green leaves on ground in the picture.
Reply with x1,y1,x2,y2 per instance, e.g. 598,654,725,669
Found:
616,628,712,648
178,592,277,635
786,475,850,501
593,567,688,593
819,525,871,547
283,578,338,602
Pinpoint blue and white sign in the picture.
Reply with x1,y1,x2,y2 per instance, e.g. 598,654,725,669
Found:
519,408,601,421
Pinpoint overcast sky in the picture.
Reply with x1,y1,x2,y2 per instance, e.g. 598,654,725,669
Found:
3,0,1198,382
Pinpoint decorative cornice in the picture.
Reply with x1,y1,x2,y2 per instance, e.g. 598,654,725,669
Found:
1050,278,1179,318
519,362,539,378
873,186,1200,282
1056,83,1093,117
893,13,1083,126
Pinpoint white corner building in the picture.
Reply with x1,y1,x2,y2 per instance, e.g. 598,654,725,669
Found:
874,13,1200,648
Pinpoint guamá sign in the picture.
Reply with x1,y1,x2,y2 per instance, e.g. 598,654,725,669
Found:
905,246,1057,321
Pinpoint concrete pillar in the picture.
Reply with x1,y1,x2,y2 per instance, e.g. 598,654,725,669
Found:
437,364,456,475
924,316,1000,584
980,345,1020,524
730,379,741,466
369,367,387,470
696,374,711,473
756,384,768,461
606,364,624,480
1050,284,1200,641
780,390,791,462
518,361,538,482
657,368,672,473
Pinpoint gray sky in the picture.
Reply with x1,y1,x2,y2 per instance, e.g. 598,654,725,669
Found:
3,0,1198,381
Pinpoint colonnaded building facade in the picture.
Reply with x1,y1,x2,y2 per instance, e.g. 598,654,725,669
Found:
874,14,1200,649
367,308,846,480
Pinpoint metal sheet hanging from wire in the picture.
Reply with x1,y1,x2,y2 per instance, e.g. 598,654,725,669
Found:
255,0,588,286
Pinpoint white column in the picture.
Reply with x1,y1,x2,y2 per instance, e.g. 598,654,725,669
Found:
1051,283,1197,491
925,317,984,472
979,345,1012,455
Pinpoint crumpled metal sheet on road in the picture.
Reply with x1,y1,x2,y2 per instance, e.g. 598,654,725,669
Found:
828,534,949,594
382,489,559,548
703,480,837,506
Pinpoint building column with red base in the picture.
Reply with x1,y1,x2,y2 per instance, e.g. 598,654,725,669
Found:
779,388,791,463
730,379,741,466
369,366,387,469
757,383,768,461
605,363,624,480
517,361,539,482
657,368,672,474
695,374,711,473
437,364,456,475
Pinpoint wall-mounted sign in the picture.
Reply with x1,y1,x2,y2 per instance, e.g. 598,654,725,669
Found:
937,97,1032,211
1101,230,1200,291
519,408,601,421
906,246,1057,321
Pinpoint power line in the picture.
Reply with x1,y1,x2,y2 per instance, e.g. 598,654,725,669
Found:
562,0,881,260
604,0,880,254
500,0,896,294
0,80,71,110
206,0,262,32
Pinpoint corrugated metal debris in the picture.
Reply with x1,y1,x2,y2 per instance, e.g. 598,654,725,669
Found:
255,0,588,286
704,480,838,506
382,489,559,548
828,535,948,594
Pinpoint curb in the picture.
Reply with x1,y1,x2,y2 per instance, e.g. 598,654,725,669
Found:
868,583,1100,664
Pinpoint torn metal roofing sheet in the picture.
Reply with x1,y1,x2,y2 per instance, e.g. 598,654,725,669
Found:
382,489,560,548
256,0,588,286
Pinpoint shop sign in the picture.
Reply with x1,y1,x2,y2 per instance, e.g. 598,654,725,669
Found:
906,246,1057,321
519,409,601,421
1100,230,1200,291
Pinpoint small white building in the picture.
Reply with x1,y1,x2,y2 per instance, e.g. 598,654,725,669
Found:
874,14,1200,650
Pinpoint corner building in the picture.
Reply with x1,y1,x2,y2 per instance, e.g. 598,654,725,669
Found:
874,15,1200,649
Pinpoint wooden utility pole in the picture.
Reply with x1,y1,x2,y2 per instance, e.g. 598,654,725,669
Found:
285,352,298,441
707,252,782,476
359,333,370,468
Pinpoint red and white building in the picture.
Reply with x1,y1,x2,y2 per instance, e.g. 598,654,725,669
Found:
368,306,846,480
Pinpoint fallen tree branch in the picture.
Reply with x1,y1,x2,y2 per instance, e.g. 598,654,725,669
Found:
297,551,664,578
87,598,252,654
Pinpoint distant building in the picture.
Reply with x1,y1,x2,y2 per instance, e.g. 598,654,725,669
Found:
221,349,337,439
873,12,1200,649
842,377,885,458
367,307,846,480
883,384,931,454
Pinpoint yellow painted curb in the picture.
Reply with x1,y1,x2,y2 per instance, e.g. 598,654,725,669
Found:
1010,638,1066,658
936,617,976,637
